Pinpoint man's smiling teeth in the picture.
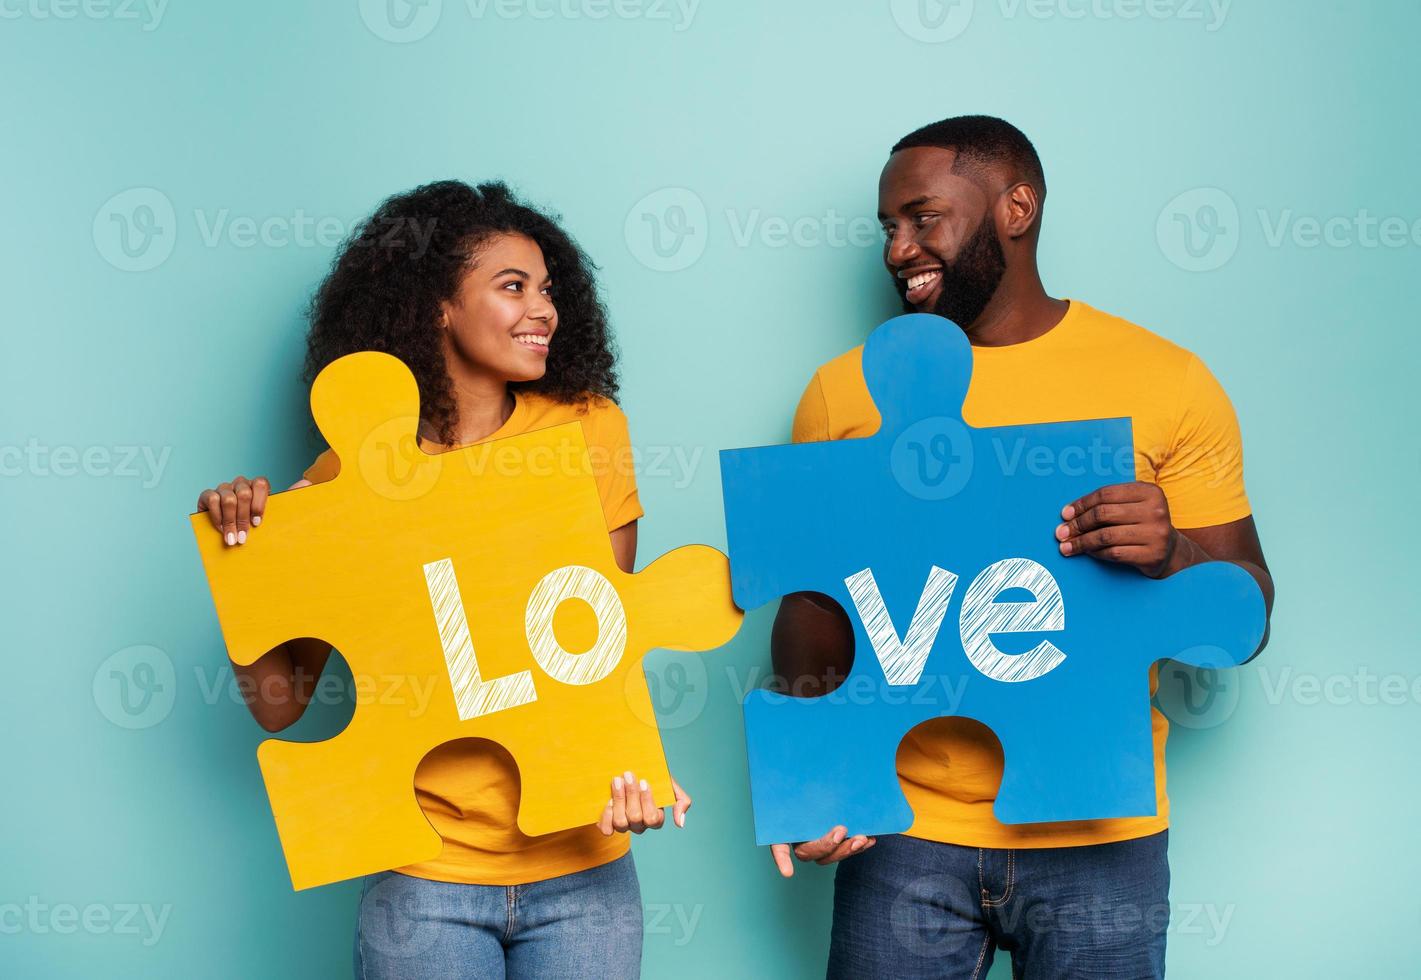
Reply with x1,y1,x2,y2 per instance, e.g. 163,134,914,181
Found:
907,271,940,291
514,334,549,348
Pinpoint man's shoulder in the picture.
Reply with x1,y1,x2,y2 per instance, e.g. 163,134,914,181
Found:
812,344,869,398
1070,301,1199,371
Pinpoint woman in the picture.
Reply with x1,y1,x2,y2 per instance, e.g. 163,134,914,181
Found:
195,180,687,978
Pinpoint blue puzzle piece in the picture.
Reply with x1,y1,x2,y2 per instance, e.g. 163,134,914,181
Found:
721,314,1266,846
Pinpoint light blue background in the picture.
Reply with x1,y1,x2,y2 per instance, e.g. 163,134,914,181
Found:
3,1,1416,976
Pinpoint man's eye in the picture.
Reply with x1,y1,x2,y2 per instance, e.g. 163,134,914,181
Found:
913,213,937,227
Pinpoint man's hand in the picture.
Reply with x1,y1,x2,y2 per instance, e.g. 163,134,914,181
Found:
1055,481,1183,578
770,826,875,878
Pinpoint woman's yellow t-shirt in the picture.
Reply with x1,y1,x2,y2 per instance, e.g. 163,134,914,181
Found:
302,392,643,885
792,300,1252,849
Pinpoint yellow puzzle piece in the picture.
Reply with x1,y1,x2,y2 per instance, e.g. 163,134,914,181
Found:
190,352,742,890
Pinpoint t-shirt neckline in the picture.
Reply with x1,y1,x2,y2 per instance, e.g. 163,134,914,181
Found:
969,298,1082,357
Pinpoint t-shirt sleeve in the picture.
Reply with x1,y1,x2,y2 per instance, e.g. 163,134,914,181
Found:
583,400,643,532
302,448,339,485
1157,354,1252,529
791,372,832,444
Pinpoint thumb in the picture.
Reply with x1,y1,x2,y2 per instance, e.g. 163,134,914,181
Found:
771,844,795,878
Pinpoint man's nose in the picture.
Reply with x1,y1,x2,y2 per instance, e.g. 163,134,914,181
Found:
886,229,922,269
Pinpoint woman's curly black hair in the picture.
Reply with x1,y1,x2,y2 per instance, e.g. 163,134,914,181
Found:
303,180,618,444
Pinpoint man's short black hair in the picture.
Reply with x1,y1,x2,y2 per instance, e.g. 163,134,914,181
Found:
892,115,1046,198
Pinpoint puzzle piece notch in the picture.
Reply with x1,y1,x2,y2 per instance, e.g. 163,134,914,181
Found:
720,314,1266,845
193,351,742,888
861,311,974,435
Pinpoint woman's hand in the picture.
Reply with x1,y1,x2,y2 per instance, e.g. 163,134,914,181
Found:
196,475,310,545
597,772,691,835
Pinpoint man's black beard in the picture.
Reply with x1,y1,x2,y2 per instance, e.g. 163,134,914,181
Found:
904,218,1007,328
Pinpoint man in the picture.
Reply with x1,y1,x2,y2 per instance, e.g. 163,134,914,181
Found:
769,116,1274,978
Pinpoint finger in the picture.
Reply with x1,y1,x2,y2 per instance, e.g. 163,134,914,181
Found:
1057,499,1136,540
1063,525,1151,558
793,826,847,862
815,835,874,865
611,775,629,833
670,778,691,829
622,771,644,831
1060,482,1144,522
218,482,238,546
249,476,270,527
232,477,254,544
597,798,615,836
771,844,795,878
638,778,662,830
199,490,224,532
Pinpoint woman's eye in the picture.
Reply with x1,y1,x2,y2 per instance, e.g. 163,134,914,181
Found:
504,281,523,292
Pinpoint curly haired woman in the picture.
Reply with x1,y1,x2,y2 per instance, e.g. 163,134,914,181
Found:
194,180,687,979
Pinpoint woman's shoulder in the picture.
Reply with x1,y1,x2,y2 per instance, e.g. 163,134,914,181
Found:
518,392,629,436
303,447,340,485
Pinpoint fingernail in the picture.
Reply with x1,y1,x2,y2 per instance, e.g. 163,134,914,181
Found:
1062,505,1075,519
237,530,247,545
251,515,261,526
1060,542,1073,555
225,532,236,546
639,779,649,791
1055,524,1068,540
613,776,623,791
624,770,634,783
675,812,685,828
850,839,863,852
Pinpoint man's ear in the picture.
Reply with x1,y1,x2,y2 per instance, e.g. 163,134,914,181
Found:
999,182,1042,240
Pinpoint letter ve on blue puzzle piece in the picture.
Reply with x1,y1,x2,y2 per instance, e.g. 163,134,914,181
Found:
719,314,1265,847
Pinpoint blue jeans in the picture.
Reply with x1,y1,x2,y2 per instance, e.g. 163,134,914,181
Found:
354,853,642,979
828,831,1170,980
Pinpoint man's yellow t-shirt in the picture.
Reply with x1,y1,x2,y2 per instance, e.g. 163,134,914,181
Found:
303,392,643,884
792,300,1251,849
